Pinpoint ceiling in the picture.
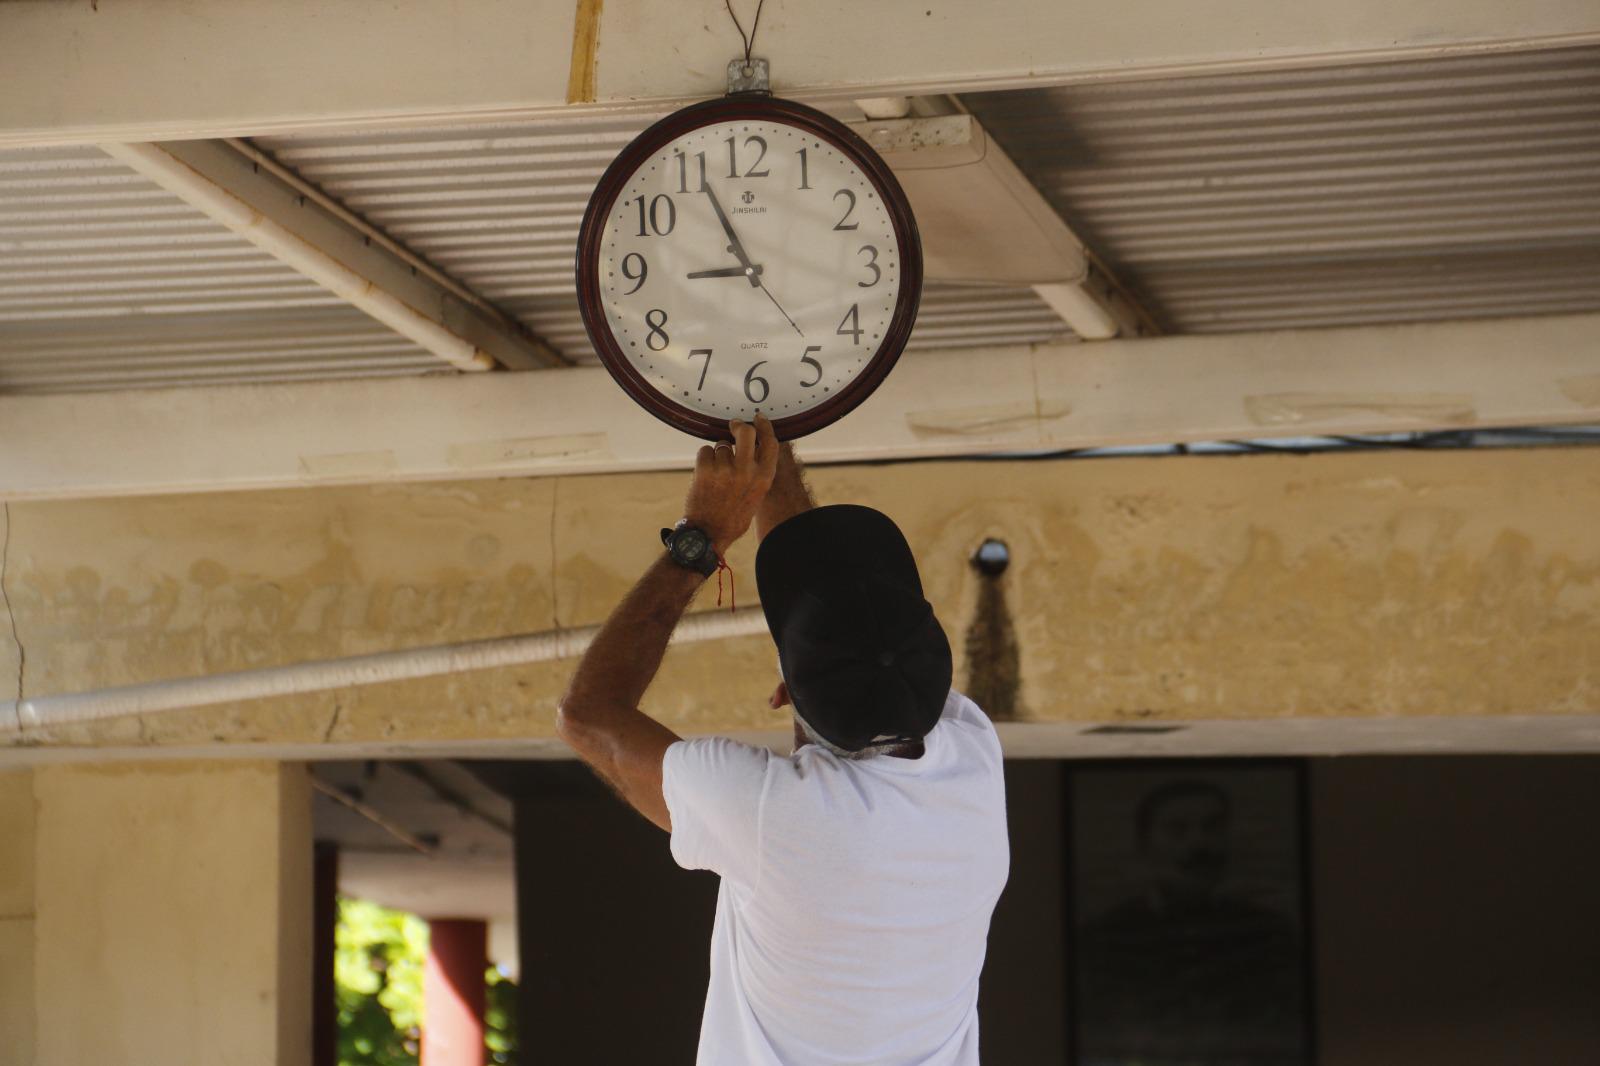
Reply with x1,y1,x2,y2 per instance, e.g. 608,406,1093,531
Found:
314,759,520,972
1,44,1596,394
965,45,1600,333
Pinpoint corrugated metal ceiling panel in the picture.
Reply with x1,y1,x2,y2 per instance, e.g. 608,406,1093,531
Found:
962,45,1600,332
7,45,1596,394
256,116,1069,363
0,144,451,393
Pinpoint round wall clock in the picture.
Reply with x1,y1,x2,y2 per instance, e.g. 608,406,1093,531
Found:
576,95,923,440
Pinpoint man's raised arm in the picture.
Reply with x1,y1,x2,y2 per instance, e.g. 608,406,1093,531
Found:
556,416,780,830
756,442,816,544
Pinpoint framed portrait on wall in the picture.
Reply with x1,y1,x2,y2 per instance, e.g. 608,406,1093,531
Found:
1066,761,1314,1066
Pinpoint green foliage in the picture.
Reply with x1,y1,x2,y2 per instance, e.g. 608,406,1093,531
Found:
336,897,427,1066
486,965,519,1065
334,896,519,1066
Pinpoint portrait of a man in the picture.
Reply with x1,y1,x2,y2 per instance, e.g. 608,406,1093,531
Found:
1069,764,1311,1066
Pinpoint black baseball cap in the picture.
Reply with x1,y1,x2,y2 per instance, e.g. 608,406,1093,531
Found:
756,505,953,752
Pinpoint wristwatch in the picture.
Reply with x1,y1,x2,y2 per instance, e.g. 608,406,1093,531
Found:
660,521,719,577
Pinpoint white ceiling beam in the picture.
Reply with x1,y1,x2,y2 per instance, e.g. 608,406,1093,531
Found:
2,0,1596,146
100,140,563,371
3,313,1598,502
857,114,1086,286
857,113,1155,337
8,714,1599,768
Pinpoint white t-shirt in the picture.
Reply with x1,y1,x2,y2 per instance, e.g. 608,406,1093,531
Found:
662,689,1010,1066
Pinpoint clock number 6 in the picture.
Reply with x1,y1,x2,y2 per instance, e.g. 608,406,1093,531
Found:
744,361,770,404
799,345,823,388
645,308,670,351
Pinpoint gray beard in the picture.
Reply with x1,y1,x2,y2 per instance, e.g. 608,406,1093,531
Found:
795,714,880,760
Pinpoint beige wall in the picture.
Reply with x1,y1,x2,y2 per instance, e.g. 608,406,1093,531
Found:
3,447,1597,754
15,760,311,1066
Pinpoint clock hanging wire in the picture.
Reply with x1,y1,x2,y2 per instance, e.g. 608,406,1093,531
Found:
724,0,767,73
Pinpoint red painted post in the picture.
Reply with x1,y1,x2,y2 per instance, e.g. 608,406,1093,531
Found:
422,918,488,1066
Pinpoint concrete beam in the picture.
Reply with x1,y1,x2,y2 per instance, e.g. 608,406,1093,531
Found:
101,140,563,371
0,448,1594,760
2,1,1597,146
3,313,1599,501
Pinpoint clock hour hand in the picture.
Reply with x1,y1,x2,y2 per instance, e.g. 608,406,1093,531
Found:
687,265,764,280
701,184,762,288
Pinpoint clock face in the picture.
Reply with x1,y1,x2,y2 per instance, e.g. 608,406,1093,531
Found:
578,97,922,440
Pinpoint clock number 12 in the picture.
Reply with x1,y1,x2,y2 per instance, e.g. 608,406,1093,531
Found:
725,135,770,179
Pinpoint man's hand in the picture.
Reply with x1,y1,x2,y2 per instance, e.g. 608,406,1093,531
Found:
685,415,781,553
756,438,816,544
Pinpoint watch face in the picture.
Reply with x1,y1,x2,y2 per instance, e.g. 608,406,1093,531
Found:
677,529,708,560
579,98,922,440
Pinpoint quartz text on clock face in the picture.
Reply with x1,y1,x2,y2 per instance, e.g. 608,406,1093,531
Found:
597,118,902,424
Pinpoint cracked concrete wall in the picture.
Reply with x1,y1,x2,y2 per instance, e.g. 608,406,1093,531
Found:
1,503,22,724
1,448,1597,753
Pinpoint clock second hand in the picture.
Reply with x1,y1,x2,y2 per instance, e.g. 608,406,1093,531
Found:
758,282,805,338
702,183,806,338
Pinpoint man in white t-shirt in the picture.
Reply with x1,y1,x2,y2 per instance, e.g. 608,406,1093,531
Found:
557,415,1009,1065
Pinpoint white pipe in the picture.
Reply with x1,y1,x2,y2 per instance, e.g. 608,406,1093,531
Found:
3,606,769,735
99,141,495,372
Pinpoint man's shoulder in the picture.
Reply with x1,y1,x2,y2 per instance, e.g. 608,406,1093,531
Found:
664,736,773,802
935,690,1003,759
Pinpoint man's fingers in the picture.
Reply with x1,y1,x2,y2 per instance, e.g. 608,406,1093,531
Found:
729,420,756,471
754,415,780,480
696,444,716,471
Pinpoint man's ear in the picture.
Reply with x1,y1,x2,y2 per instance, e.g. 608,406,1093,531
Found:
769,680,791,710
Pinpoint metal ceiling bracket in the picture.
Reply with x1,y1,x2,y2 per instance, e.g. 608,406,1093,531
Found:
726,57,770,95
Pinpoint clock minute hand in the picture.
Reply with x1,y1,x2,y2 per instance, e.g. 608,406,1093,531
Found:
702,183,803,336
701,184,762,288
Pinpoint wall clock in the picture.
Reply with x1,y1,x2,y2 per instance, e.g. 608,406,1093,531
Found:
576,94,923,440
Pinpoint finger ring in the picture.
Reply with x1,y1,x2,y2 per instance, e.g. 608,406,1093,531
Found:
714,441,732,450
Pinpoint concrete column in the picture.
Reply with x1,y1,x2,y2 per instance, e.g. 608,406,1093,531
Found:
31,760,312,1066
422,918,487,1066
312,842,340,1066
0,769,37,1066
506,765,718,1062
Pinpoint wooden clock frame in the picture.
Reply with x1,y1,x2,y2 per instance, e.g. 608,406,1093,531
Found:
576,95,924,441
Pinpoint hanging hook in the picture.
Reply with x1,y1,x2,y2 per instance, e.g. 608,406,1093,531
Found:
724,0,766,71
